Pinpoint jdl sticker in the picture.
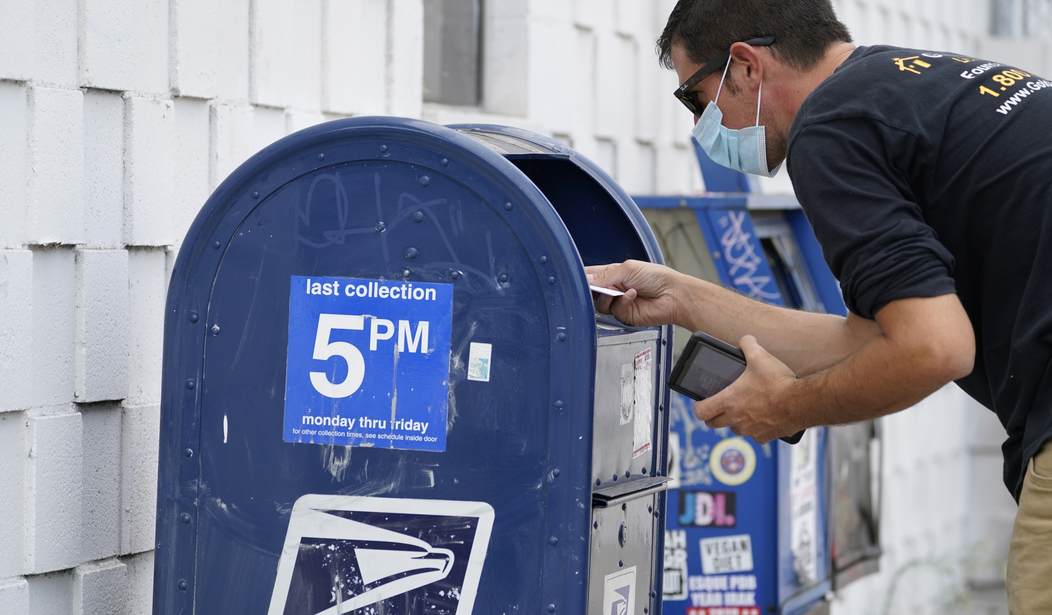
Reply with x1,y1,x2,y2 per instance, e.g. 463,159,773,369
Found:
283,276,453,452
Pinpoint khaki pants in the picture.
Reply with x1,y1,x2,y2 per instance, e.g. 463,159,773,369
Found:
1008,442,1052,614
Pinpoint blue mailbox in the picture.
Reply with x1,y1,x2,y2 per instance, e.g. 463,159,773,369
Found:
153,117,674,614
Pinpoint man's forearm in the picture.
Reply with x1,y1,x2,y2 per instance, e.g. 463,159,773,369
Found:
784,333,955,429
674,274,880,376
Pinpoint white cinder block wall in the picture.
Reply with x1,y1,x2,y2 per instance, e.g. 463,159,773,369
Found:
0,1,1046,613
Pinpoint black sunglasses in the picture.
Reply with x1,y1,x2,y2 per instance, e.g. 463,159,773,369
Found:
673,36,776,116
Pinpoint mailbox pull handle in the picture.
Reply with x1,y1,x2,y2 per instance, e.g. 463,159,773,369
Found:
591,476,670,508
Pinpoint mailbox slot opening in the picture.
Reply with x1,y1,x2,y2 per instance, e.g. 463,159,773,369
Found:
508,158,650,267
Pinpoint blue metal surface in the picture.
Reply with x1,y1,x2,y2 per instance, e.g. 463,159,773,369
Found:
155,117,671,614
786,209,847,317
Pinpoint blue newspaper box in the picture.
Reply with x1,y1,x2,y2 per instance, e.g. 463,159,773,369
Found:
153,118,674,614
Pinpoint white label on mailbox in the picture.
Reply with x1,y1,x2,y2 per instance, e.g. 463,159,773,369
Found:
467,342,492,382
632,349,653,459
603,566,637,615
700,534,754,575
619,363,634,425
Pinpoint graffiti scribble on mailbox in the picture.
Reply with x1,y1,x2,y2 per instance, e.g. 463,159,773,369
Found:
718,211,780,301
296,172,372,248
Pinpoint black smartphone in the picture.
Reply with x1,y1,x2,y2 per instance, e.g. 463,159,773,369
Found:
670,331,804,445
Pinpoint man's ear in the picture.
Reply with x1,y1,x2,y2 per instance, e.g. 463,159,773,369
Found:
729,42,764,85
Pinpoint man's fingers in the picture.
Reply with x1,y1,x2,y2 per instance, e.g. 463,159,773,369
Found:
739,335,764,359
693,398,723,423
585,264,617,287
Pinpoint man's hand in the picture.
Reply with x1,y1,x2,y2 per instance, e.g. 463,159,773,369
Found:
585,260,689,327
694,336,802,443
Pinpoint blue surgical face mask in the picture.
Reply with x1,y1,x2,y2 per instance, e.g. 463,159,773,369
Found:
691,58,781,178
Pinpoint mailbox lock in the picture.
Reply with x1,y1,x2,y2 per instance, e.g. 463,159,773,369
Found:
618,522,628,547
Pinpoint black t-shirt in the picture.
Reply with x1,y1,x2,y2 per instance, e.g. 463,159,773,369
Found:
787,46,1052,498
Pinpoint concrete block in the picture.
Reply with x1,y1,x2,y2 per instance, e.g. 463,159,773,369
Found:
0,81,28,248
568,26,597,137
124,96,176,247
73,559,126,615
285,109,326,135
387,0,424,117
83,90,125,249
572,0,611,31
27,570,73,615
25,409,84,574
120,404,160,555
122,551,154,614
0,250,33,413
525,16,574,133
27,87,84,245
80,404,122,562
209,103,255,189
80,0,168,93
34,0,78,86
250,0,322,109
173,98,210,244
0,0,34,80
656,145,695,194
170,0,218,98
214,0,251,101
635,47,660,143
165,246,177,288
75,250,129,403
322,0,387,115
614,0,648,37
481,0,528,116
253,106,287,152
620,140,656,194
0,577,29,614
30,248,75,409
594,33,634,139
0,413,27,578
126,249,167,406
209,103,285,188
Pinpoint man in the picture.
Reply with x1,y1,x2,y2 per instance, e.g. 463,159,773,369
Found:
587,0,1052,611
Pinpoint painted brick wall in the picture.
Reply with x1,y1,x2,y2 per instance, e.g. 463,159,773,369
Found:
0,1,411,612
0,0,1044,613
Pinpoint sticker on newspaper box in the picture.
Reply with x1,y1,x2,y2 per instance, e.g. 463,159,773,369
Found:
700,534,754,575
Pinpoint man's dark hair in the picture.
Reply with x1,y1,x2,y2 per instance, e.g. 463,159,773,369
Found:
658,0,852,71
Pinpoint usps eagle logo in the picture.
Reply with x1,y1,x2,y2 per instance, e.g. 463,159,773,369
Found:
268,496,494,615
